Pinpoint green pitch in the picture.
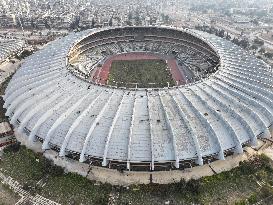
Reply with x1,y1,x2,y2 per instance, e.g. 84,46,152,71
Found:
107,59,175,88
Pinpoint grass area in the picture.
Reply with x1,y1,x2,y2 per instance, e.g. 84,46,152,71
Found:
0,182,20,205
108,59,175,88
1,145,273,205
0,75,12,123
0,146,111,204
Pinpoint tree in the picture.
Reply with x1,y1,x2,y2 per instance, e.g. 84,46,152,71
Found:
250,44,258,50
259,47,266,54
264,52,273,59
73,16,80,29
254,38,264,46
44,19,50,29
91,18,96,28
128,12,133,20
135,12,141,26
232,37,240,45
165,15,170,23
239,39,249,49
109,17,113,26
161,14,170,24
218,29,225,38
251,19,259,25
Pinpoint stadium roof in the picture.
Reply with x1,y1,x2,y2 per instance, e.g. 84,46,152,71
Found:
4,26,273,171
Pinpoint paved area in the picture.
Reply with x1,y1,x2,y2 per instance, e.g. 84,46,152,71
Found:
0,182,20,205
0,171,61,205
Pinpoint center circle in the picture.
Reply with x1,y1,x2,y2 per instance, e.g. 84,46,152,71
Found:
68,27,220,88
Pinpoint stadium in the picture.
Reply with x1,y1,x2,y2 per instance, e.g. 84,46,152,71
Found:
3,26,273,175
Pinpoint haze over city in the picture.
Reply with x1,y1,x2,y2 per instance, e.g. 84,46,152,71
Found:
0,1,273,205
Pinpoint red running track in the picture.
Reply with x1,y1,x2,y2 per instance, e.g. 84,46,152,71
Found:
167,59,187,85
92,52,187,85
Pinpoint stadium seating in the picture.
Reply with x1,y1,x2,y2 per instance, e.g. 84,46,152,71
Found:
67,27,220,85
0,39,25,63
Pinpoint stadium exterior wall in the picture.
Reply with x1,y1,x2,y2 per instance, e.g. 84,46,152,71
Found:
13,128,255,185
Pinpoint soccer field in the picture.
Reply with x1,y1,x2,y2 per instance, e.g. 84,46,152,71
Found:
107,59,175,88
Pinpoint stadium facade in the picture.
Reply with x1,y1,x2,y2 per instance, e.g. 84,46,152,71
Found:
4,26,273,172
